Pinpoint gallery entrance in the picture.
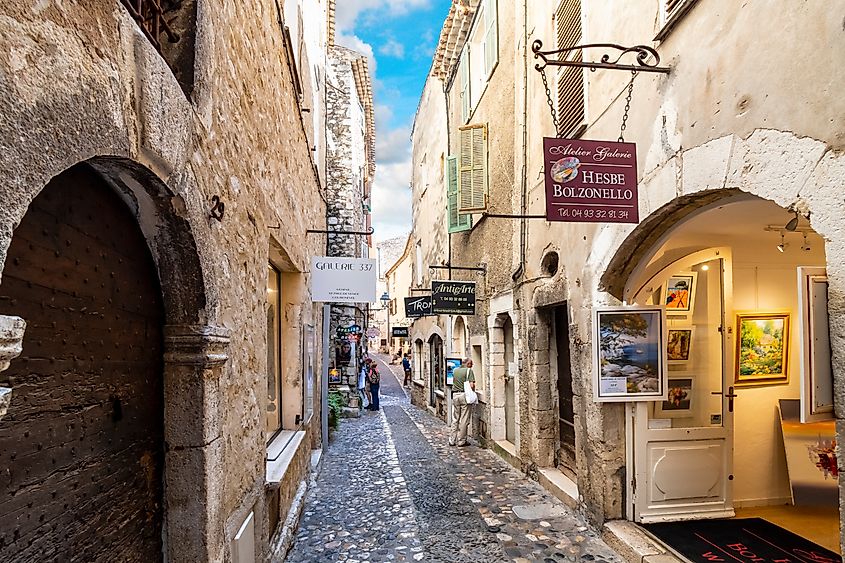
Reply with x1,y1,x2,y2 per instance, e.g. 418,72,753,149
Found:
621,195,840,556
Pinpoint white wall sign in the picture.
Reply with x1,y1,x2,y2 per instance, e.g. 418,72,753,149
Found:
311,257,377,303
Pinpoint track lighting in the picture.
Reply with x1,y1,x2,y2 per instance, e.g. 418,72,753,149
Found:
785,211,800,232
802,232,811,252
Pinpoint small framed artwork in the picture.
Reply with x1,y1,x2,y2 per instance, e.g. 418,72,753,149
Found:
735,312,790,387
663,272,697,314
667,328,693,363
445,357,462,386
655,377,694,418
593,306,667,402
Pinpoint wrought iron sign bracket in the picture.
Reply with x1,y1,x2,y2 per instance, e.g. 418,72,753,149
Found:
532,40,671,74
306,227,375,236
429,265,487,274
482,213,547,220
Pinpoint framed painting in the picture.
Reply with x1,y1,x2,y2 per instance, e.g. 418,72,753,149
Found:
593,306,667,402
663,272,697,314
735,312,790,387
655,377,694,418
667,328,693,363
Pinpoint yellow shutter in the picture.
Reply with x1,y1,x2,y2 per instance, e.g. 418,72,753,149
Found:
457,124,488,213
555,0,585,137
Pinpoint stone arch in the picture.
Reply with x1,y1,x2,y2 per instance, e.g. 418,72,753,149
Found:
0,157,227,562
452,315,468,357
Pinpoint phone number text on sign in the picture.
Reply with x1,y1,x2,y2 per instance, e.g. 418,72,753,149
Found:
543,138,639,224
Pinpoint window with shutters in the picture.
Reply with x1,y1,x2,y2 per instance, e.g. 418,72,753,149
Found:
555,0,586,137
446,156,472,233
457,0,498,123
655,0,700,40
457,124,488,214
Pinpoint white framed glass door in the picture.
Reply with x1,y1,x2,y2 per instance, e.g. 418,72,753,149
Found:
627,247,735,522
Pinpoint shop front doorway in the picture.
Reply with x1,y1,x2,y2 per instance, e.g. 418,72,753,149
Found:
622,196,839,555
503,316,517,444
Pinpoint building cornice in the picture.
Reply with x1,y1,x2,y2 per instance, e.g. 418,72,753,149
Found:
432,0,479,80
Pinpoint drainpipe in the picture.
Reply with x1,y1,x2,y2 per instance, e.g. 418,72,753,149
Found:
444,83,453,282
512,0,529,283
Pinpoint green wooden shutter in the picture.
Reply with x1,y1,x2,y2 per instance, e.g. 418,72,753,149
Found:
459,48,471,122
457,124,488,213
447,156,472,233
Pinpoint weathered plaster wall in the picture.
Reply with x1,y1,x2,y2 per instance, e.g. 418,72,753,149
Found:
0,1,326,560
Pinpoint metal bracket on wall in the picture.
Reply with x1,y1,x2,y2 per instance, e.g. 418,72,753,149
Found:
306,227,375,236
532,40,671,74
429,265,487,274
409,288,432,292
482,213,547,220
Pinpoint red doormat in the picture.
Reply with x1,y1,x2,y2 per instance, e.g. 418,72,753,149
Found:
644,518,840,563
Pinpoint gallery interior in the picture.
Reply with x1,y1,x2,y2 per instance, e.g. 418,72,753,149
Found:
621,194,838,553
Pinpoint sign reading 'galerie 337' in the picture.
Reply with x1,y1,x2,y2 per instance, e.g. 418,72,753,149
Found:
543,138,639,224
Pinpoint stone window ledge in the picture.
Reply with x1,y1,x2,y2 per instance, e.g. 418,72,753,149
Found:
412,379,425,388
434,389,445,399
266,430,306,484
476,390,486,404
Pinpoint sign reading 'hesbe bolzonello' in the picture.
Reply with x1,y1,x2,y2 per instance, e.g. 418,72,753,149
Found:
544,138,638,224
431,281,476,315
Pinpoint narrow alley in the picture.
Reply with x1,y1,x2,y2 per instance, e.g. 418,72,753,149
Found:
286,356,623,563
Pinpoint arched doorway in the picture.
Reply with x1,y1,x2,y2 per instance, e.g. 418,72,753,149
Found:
0,164,165,560
429,334,444,408
611,194,839,554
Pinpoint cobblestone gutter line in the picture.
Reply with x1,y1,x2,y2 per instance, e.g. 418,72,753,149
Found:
285,404,422,562
384,405,508,562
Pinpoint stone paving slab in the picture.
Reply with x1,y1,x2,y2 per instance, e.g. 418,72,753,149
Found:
285,355,623,562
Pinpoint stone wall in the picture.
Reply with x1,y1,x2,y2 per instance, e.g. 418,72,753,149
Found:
0,2,328,560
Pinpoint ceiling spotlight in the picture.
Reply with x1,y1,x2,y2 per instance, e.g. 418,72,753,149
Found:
777,232,786,253
700,264,710,271
785,211,800,232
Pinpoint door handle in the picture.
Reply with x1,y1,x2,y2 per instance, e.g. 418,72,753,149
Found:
711,386,738,412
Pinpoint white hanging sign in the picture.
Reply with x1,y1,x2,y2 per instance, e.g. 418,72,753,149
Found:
311,257,377,303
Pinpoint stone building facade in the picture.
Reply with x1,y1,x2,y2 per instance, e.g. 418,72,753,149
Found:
409,0,845,555
0,1,341,561
325,44,376,387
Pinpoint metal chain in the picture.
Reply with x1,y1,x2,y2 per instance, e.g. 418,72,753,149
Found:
618,70,637,142
539,66,562,137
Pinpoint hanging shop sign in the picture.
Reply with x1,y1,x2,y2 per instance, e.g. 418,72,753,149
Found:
311,257,377,303
544,138,639,224
431,281,476,315
391,326,410,338
336,324,362,337
404,296,433,318
592,306,667,402
366,327,380,339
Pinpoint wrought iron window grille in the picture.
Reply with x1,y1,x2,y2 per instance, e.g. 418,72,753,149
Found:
120,0,180,52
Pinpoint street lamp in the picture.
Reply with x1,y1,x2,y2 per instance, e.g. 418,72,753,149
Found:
381,292,390,354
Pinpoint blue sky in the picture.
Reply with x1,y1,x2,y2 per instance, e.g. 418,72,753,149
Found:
336,0,453,242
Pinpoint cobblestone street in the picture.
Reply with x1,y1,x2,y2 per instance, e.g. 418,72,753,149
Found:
285,356,623,563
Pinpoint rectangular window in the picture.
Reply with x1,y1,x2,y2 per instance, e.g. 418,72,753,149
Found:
655,0,700,40
302,323,315,424
457,124,488,213
555,0,586,137
446,155,472,233
266,265,282,441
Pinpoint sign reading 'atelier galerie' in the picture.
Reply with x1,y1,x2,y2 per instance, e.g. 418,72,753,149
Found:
431,281,476,315
543,138,639,224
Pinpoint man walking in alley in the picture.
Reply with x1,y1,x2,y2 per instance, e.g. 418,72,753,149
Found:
449,359,476,447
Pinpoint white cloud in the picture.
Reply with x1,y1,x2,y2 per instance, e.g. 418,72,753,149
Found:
336,0,432,33
376,125,411,164
379,38,405,59
371,157,413,240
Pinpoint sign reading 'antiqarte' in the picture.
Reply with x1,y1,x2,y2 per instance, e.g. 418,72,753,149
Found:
431,281,476,315
544,138,639,224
